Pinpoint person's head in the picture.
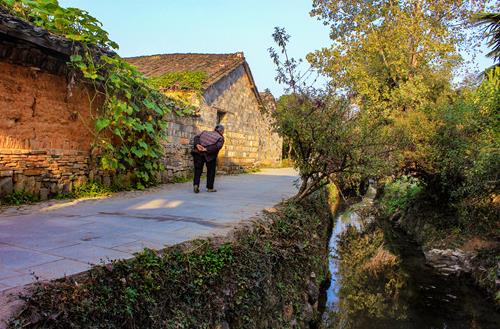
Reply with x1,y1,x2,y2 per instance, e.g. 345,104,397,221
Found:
215,124,225,135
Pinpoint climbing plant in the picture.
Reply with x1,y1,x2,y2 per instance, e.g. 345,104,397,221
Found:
149,71,208,107
148,71,208,91
1,0,189,188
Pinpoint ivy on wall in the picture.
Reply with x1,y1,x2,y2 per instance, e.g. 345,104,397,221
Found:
148,71,208,91
149,71,208,108
1,0,191,188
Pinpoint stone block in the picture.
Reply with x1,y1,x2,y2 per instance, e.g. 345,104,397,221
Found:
103,175,111,187
25,176,36,194
0,170,13,177
13,174,26,192
0,177,13,196
62,182,72,194
24,169,43,176
39,188,49,201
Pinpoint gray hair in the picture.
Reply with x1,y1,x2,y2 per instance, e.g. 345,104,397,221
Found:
215,124,225,132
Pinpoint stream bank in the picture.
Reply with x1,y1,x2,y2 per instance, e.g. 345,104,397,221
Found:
395,200,500,306
320,186,500,328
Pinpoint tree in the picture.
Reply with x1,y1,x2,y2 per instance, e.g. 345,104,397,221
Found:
308,0,491,114
475,12,500,63
269,28,398,200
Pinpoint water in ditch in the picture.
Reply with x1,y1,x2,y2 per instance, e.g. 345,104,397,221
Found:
320,186,500,329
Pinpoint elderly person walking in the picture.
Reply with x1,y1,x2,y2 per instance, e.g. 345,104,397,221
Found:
191,124,225,193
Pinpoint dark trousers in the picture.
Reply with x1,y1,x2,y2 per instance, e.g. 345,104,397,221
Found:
193,153,217,189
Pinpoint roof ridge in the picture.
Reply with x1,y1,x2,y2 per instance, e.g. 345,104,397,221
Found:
124,52,245,60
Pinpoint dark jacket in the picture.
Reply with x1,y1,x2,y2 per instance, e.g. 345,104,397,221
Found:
192,131,224,162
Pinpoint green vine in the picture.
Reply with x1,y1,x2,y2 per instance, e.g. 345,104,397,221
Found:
148,71,208,91
2,0,190,188
149,71,208,108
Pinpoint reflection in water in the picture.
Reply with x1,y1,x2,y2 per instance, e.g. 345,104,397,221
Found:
322,187,500,329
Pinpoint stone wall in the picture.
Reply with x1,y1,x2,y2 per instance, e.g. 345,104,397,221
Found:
0,61,100,199
204,65,282,172
258,92,283,167
160,114,199,182
160,65,283,180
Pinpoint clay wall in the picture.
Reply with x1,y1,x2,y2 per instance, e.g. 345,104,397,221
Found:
0,61,98,198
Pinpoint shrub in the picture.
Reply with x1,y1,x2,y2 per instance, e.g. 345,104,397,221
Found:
0,190,38,206
379,176,423,216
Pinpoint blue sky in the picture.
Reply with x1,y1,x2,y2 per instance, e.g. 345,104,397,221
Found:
59,0,331,96
60,0,495,97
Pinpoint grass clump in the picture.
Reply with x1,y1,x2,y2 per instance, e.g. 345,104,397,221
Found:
9,190,333,328
72,181,113,198
172,174,193,184
55,181,113,200
0,190,38,206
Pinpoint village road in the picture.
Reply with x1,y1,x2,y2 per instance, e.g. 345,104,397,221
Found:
0,168,298,291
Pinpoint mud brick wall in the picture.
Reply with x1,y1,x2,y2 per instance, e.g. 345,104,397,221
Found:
0,61,98,198
0,60,282,198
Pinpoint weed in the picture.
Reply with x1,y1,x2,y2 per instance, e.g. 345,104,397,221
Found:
72,181,112,198
0,190,38,206
172,174,193,184
242,168,261,174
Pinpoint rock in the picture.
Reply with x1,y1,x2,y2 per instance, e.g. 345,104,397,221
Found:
62,182,72,194
307,280,319,303
0,177,13,196
424,249,474,275
103,175,111,187
0,170,13,177
39,188,48,201
302,301,314,322
389,211,402,222
13,174,26,192
25,176,36,194
283,303,293,322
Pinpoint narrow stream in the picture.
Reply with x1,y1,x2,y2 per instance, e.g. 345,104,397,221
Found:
321,186,500,329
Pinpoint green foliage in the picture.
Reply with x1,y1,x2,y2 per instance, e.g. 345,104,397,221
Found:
269,28,402,200
71,181,112,198
148,71,208,91
9,191,333,328
70,54,181,188
0,190,38,206
474,12,500,62
273,91,396,200
2,0,117,49
379,176,423,216
308,0,491,114
397,67,499,232
2,0,189,188
172,174,193,183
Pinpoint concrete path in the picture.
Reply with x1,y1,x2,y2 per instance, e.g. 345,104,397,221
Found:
0,168,298,292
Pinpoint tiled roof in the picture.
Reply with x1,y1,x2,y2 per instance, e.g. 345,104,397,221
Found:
0,6,113,57
125,53,246,89
0,6,72,56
